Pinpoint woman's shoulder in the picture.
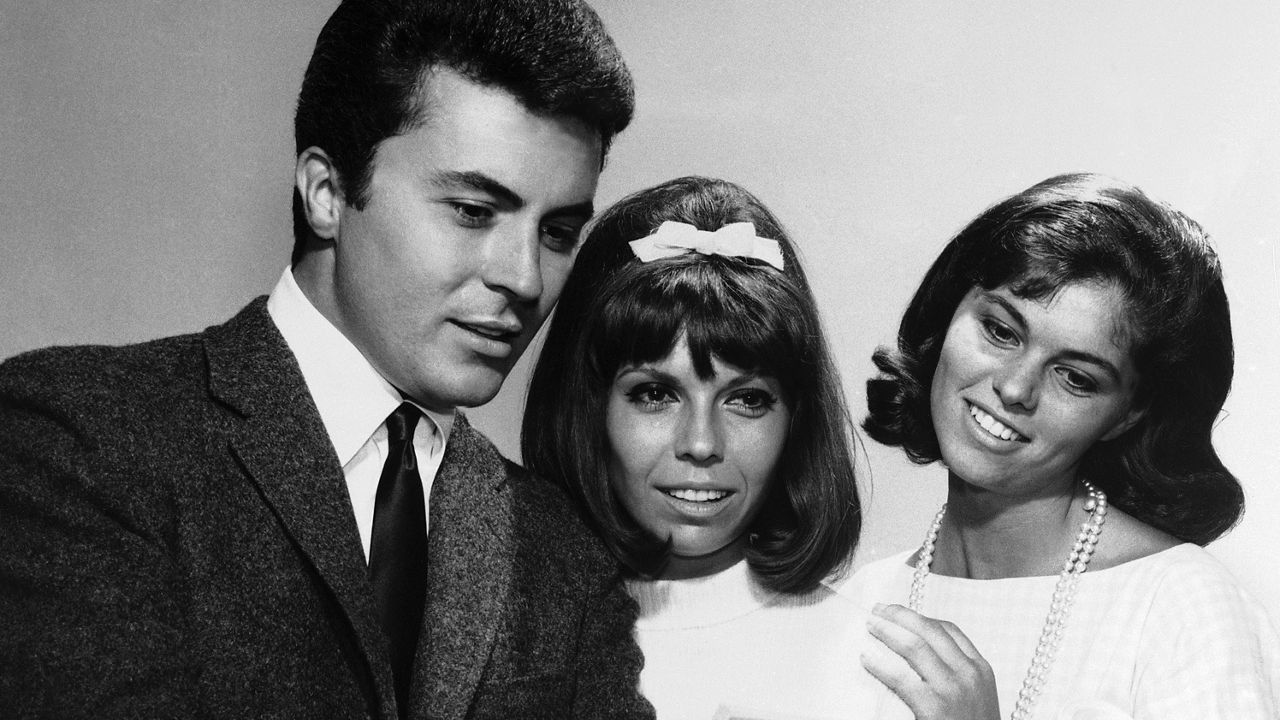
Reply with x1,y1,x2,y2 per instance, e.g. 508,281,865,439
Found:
1088,504,1181,570
1090,508,1255,601
1094,541,1274,631
1093,539,1225,587
824,549,915,605
1103,544,1280,714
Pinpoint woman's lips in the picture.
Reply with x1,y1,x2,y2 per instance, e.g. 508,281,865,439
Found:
661,488,730,503
968,402,1028,442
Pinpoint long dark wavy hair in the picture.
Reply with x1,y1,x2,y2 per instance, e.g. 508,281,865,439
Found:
864,172,1242,545
523,176,861,593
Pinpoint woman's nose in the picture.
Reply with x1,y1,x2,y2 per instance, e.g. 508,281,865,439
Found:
992,357,1039,411
674,406,723,463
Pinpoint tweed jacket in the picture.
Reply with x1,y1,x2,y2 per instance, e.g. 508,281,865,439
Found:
0,298,651,720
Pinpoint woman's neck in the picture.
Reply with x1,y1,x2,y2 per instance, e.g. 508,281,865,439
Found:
660,536,748,581
929,473,1086,579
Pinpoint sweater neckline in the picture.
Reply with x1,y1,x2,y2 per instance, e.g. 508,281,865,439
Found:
627,559,782,630
899,542,1199,585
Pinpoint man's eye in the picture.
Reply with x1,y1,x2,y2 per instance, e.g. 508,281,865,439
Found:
541,223,582,253
451,203,493,227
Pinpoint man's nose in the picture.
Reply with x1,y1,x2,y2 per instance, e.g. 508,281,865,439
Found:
481,223,543,302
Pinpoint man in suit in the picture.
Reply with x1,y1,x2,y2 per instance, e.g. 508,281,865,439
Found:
0,1,650,718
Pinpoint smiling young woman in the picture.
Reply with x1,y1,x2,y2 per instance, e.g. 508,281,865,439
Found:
850,173,1280,720
604,335,792,581
520,177,965,719
930,282,1145,515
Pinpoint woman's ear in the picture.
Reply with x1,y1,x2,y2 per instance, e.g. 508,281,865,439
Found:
295,146,343,241
1100,403,1146,442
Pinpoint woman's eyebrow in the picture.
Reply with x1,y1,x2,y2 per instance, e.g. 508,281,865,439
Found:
980,292,1027,328
1057,350,1122,380
616,365,672,382
982,292,1122,380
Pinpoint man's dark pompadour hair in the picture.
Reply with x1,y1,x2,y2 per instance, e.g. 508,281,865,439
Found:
291,0,634,263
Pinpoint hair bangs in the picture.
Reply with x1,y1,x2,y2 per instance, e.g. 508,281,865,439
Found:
589,258,803,396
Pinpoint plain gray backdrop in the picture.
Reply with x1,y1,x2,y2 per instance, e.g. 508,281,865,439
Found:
3,1,1277,617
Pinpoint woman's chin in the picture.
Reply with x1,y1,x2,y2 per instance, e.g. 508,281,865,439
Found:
660,537,748,580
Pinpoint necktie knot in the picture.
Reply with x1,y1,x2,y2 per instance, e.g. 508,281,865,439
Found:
386,402,420,446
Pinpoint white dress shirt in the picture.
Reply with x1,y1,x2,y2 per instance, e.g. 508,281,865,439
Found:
266,268,453,561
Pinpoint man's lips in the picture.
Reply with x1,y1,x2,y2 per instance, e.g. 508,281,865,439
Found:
451,319,524,358
452,319,522,342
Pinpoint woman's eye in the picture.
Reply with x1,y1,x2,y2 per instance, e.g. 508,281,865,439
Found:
727,388,778,417
981,318,1018,346
450,202,494,228
1058,367,1098,394
624,383,676,410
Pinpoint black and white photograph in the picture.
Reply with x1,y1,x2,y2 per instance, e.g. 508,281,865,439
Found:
2,2,1278,718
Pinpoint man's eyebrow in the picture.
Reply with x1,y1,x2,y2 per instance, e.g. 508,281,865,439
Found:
429,170,594,218
548,199,595,221
431,170,523,208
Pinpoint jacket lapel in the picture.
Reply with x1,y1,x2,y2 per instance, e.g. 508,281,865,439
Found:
415,414,512,720
202,298,398,718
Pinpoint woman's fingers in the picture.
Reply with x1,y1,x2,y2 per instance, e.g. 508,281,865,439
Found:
861,637,938,718
934,615,986,665
862,604,1000,720
865,603,955,683
869,603,974,676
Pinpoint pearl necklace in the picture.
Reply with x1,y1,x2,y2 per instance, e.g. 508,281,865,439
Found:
908,481,1108,720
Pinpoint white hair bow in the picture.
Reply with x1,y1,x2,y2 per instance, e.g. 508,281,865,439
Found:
627,221,785,270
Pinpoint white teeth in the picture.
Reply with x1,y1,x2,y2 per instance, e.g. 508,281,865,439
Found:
665,488,730,503
969,404,1025,442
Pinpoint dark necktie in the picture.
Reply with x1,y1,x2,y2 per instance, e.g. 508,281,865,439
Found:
368,403,429,717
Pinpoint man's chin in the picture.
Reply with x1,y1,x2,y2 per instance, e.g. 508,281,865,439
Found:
406,366,510,411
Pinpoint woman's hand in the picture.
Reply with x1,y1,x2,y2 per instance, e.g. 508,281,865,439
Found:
861,603,1000,720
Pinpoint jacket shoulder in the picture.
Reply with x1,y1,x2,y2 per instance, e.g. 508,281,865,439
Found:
0,332,206,414
453,415,618,578
0,298,272,410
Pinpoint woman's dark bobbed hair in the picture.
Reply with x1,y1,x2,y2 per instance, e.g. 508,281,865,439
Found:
864,172,1242,545
522,176,860,594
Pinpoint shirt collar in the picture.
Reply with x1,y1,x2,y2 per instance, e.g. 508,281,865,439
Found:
266,267,454,464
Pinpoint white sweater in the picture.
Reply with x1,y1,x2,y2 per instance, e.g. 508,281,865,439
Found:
838,544,1280,720
627,560,897,720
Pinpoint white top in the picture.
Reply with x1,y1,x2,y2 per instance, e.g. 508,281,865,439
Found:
627,559,896,720
266,268,453,559
837,544,1280,720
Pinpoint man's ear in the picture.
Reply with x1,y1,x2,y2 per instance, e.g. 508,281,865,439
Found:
1100,404,1146,442
295,147,343,241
